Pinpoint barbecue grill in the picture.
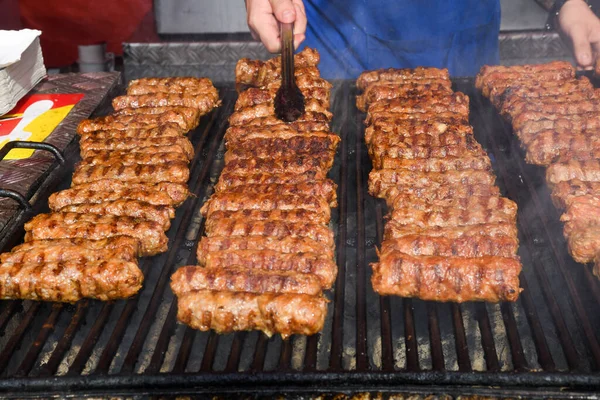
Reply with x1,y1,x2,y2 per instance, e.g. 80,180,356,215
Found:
0,79,599,398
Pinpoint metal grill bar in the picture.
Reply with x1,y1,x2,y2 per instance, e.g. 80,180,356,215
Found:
475,303,499,372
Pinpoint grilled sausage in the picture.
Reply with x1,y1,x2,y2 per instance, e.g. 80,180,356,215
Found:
174,290,327,338
25,214,168,256
201,250,337,288
71,161,190,185
0,236,140,264
371,252,522,302
67,179,189,206
171,266,323,295
197,236,334,261
0,259,143,302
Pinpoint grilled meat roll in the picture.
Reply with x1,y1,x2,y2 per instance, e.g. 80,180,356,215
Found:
79,136,194,160
174,291,327,338
383,184,500,207
371,140,486,162
128,76,215,90
389,194,517,214
0,236,139,264
198,236,334,261
72,161,190,185
201,192,331,219
225,135,340,161
525,131,600,166
49,187,177,210
171,266,323,296
565,225,600,263
113,106,200,126
205,209,330,226
389,205,516,228
25,214,168,256
57,200,175,230
235,86,330,110
551,180,600,209
371,252,522,302
217,181,337,207
368,169,496,198
357,81,453,111
235,47,320,87
80,150,189,167
502,96,600,119
374,155,491,171
78,123,184,141
491,78,594,109
384,221,518,241
215,170,328,192
380,235,519,258
475,61,574,89
356,67,449,91
77,110,195,133
201,250,337,288
0,259,143,302
112,92,220,114
228,99,333,126
68,179,189,206
221,154,335,176
204,219,335,249
366,93,469,122
239,112,330,128
224,124,332,143
546,160,600,185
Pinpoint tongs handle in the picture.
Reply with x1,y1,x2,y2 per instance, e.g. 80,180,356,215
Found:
280,22,295,88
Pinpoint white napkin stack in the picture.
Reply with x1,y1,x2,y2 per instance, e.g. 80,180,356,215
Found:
0,29,46,116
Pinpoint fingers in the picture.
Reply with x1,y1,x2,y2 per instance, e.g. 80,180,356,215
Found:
571,25,594,68
247,0,283,52
269,0,297,23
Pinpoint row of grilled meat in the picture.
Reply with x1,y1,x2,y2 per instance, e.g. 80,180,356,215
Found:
170,48,340,338
477,62,600,276
0,77,220,302
359,67,523,303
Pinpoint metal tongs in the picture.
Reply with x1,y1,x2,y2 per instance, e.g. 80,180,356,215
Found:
274,22,305,122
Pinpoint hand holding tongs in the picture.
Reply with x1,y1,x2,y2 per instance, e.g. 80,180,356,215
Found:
274,22,305,122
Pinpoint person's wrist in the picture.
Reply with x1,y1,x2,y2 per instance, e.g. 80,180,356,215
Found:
546,0,591,30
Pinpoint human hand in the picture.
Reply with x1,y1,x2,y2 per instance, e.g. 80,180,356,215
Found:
558,0,600,69
246,0,307,53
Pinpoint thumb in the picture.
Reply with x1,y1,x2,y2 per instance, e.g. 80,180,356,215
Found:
269,0,296,23
570,25,594,67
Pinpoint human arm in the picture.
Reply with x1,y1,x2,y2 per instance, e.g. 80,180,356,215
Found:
245,0,307,52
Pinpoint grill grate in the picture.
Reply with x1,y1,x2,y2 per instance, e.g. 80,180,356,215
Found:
0,81,598,398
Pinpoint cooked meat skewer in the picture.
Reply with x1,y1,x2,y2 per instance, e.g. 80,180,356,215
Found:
383,184,500,207
77,110,196,133
79,136,194,160
198,236,334,260
357,81,453,111
79,123,184,141
551,180,600,209
1,237,139,264
216,181,337,207
384,221,518,241
215,170,328,192
0,259,144,302
381,235,519,258
174,291,327,338
80,151,189,167
205,209,330,226
375,155,491,171
204,219,335,249
371,252,522,302
72,161,190,185
201,250,337,288
357,67,449,91
201,192,331,219
24,214,168,256
67,179,189,206
171,266,324,296
57,200,175,230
